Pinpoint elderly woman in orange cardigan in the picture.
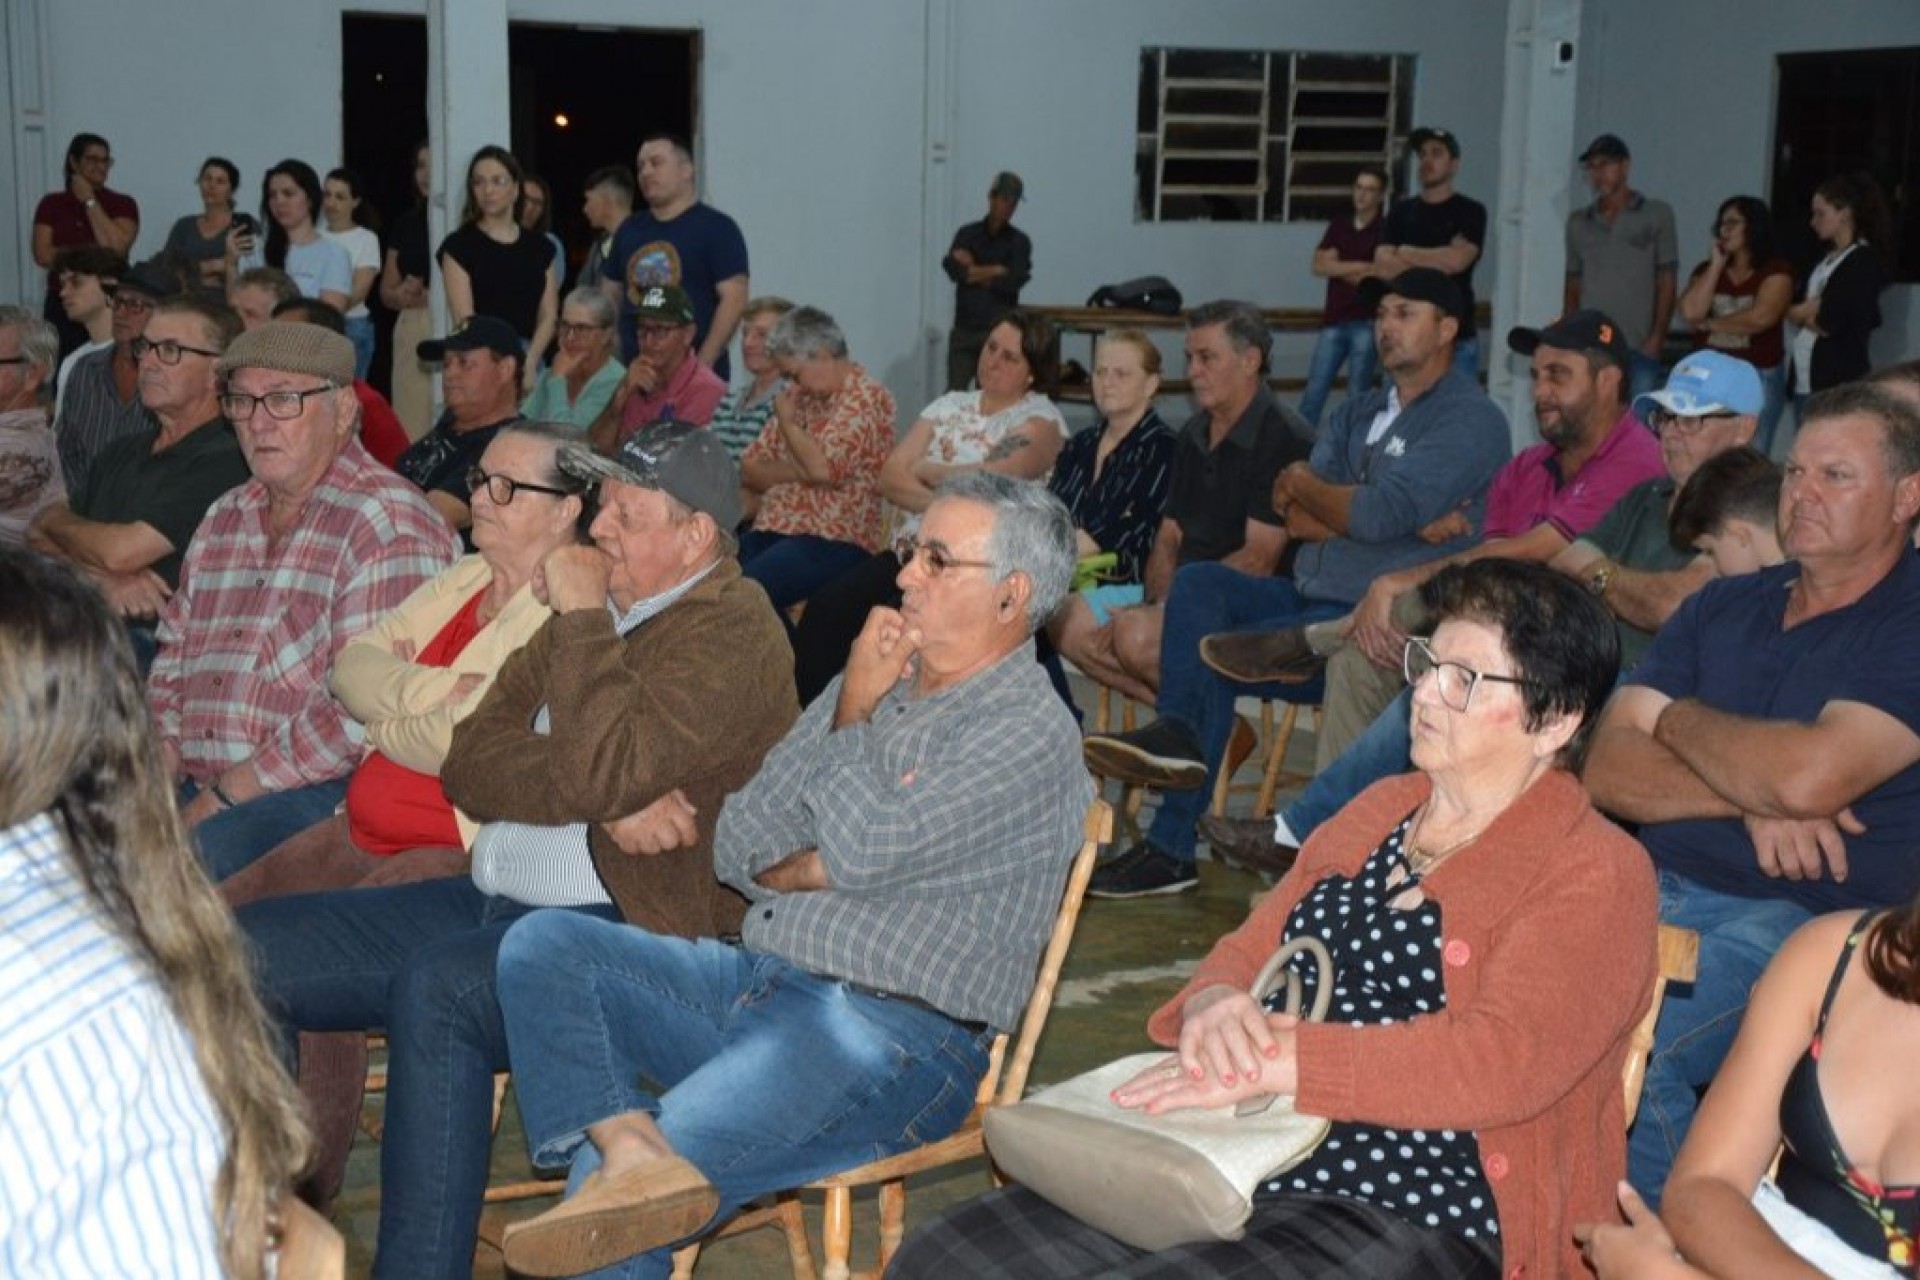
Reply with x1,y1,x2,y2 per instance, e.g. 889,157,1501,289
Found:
894,558,1657,1280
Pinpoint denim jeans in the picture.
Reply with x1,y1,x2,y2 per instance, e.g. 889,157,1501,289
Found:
1278,686,1414,844
1626,350,1665,407
1452,334,1481,383
345,314,377,382
739,530,872,615
186,776,349,882
1626,869,1811,1205
1298,320,1378,429
1145,562,1344,861
238,876,619,1279
1754,362,1789,459
496,912,993,1280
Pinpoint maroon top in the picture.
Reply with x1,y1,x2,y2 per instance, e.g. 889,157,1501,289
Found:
1318,213,1385,326
33,187,139,292
1687,255,1792,371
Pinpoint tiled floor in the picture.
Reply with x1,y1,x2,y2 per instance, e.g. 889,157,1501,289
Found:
333,694,1315,1277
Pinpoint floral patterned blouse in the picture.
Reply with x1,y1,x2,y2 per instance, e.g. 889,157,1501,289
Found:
742,363,897,552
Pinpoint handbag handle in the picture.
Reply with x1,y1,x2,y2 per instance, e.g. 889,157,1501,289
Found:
1234,935,1334,1118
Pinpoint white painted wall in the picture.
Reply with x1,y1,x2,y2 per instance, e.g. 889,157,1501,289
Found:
13,0,1502,419
1577,0,1920,367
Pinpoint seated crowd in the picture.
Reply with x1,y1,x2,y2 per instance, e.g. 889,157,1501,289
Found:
3,118,1918,1280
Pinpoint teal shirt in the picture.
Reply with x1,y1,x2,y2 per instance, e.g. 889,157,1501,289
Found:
520,358,625,430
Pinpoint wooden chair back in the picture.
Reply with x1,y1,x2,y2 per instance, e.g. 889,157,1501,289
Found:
1623,923,1700,1127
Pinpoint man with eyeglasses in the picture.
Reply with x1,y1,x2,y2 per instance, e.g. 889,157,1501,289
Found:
147,321,457,884
590,284,726,453
52,259,175,494
235,419,797,1275
31,133,139,357
50,245,124,421
1586,383,1920,1204
399,315,528,537
490,473,1088,1278
30,299,249,655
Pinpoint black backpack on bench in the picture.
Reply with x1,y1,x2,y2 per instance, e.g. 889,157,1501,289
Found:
1085,275,1183,317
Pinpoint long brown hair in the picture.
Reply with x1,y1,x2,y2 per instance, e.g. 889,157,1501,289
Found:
0,551,311,1277
1866,890,1920,1004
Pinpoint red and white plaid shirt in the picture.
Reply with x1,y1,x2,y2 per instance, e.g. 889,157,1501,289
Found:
148,441,460,790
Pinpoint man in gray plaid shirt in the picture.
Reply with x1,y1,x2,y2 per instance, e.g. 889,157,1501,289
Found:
494,472,1092,1278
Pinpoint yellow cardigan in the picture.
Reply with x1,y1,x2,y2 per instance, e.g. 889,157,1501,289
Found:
330,555,553,848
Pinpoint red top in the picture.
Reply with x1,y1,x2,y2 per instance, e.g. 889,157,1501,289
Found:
345,587,488,854
354,380,411,469
1687,255,1793,371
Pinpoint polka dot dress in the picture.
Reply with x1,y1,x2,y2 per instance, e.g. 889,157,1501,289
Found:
1256,812,1501,1240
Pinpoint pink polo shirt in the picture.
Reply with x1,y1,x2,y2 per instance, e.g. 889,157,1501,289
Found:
616,354,728,443
1484,410,1665,541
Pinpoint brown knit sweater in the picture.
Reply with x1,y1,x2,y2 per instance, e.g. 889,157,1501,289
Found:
1149,769,1658,1280
442,560,799,940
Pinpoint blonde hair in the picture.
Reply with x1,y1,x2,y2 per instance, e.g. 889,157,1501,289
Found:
1096,327,1163,378
0,551,312,1278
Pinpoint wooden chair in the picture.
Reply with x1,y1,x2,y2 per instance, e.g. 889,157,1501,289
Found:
1091,687,1149,843
1623,924,1700,1127
1209,695,1325,820
668,799,1115,1280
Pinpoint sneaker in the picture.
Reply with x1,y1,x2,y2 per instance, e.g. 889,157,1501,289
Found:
1199,628,1324,685
1088,841,1198,898
1197,813,1301,883
1083,718,1207,790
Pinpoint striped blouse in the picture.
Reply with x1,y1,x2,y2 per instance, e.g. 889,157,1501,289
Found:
1046,409,1177,583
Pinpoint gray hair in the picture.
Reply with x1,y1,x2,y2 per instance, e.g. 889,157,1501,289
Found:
500,420,594,488
560,286,616,329
933,472,1075,631
0,307,59,382
765,306,849,362
1187,298,1272,373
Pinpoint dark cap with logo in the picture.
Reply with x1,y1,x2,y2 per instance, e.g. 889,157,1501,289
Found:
559,419,742,531
417,315,520,362
1407,127,1460,158
1507,309,1632,367
1361,267,1468,325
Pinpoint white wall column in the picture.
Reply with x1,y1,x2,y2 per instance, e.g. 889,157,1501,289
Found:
1490,0,1582,441
917,0,956,410
4,0,52,306
424,0,511,341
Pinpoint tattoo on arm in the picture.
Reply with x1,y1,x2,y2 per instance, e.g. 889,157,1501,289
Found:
984,432,1032,464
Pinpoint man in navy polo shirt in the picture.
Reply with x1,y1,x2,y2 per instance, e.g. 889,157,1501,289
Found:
1584,382,1920,1203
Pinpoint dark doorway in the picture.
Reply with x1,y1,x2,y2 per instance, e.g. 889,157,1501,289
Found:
340,15,696,391
1773,49,1917,283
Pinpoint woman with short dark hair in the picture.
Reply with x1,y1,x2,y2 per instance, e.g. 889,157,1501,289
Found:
1678,195,1794,453
897,558,1658,1280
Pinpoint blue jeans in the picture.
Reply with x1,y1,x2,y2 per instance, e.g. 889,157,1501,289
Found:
1298,321,1377,429
1626,870,1811,1206
739,530,872,615
1754,362,1788,459
345,314,376,382
1146,562,1344,861
1452,334,1481,382
186,776,349,882
496,912,993,1280
1626,350,1665,407
239,876,619,1279
1278,686,1414,843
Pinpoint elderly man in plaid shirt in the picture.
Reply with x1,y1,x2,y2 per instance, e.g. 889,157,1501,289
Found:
490,472,1093,1279
147,322,458,882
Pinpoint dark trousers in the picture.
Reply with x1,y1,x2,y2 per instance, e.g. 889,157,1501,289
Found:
791,549,903,706
890,1185,1502,1279
947,326,989,392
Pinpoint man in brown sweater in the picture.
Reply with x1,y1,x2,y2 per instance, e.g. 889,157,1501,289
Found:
237,419,797,1277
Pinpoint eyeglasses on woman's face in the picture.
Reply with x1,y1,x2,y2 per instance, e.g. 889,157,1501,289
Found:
467,465,573,506
1403,636,1536,714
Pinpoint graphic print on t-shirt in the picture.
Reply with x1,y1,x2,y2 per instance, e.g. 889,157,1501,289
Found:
626,242,685,303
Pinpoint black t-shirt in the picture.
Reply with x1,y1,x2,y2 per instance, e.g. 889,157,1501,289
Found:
1382,193,1489,338
72,418,250,588
390,206,432,284
436,224,555,342
1162,389,1311,570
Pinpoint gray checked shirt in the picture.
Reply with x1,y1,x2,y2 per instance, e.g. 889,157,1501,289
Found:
713,642,1092,1031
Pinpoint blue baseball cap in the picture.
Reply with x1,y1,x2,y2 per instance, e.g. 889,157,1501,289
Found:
1632,351,1764,421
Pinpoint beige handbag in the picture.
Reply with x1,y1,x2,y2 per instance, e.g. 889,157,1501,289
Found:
983,936,1334,1252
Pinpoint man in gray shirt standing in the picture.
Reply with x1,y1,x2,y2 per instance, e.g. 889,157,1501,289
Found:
1565,134,1678,403
494,473,1092,1278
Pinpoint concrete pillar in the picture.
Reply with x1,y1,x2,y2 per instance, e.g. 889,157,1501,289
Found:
3,0,52,304
423,0,511,342
1490,0,1583,444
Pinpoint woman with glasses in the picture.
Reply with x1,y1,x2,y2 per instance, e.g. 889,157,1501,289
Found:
710,296,796,461
438,145,557,394
737,305,897,620
897,558,1659,1280
790,309,1065,704
31,132,139,356
223,420,587,912
521,288,625,429
1678,196,1794,455
160,156,241,305
227,159,352,314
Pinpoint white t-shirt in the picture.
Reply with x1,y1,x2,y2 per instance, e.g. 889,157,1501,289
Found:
321,225,381,320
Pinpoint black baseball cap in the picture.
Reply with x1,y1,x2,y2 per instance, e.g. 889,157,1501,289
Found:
417,315,520,362
1362,267,1468,325
1507,310,1633,367
1579,134,1630,163
1407,127,1460,158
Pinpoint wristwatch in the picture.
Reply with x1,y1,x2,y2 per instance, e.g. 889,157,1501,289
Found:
1586,559,1615,599
84,197,99,209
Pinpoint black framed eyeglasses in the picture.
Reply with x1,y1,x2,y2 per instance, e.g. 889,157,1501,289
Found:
1403,637,1538,714
466,466,575,506
1646,408,1739,437
132,337,221,365
892,535,996,579
219,386,336,422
